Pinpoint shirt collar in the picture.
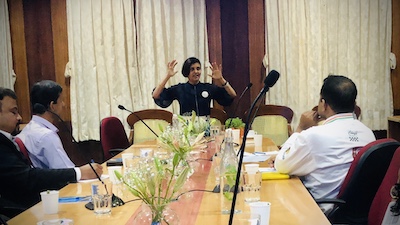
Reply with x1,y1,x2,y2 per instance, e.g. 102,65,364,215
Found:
323,113,355,125
0,130,13,141
32,115,59,132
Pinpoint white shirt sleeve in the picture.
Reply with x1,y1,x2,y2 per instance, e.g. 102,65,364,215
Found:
274,132,316,176
74,167,81,181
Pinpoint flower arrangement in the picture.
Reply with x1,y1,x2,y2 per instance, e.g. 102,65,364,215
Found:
179,111,217,137
115,112,206,224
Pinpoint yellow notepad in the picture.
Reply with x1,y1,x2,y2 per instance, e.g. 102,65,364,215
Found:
261,172,290,180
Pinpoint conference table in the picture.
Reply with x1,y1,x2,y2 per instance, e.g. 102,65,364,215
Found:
8,137,330,225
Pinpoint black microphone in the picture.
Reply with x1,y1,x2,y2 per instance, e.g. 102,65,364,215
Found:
118,105,159,138
228,83,253,128
228,70,280,225
261,69,280,93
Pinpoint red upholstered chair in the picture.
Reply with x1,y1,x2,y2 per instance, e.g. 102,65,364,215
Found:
368,147,400,225
14,137,32,166
316,138,400,224
100,117,130,162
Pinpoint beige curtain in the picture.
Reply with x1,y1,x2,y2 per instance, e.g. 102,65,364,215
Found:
66,0,138,141
135,0,210,114
264,0,393,131
66,0,209,141
0,0,15,89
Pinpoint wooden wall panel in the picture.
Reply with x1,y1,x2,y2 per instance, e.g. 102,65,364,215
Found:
51,0,70,120
206,0,224,110
23,0,56,84
206,0,222,64
220,0,251,119
392,0,400,115
8,0,30,123
248,0,266,110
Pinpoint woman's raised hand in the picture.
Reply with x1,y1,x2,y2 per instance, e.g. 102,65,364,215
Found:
209,62,223,80
167,60,178,78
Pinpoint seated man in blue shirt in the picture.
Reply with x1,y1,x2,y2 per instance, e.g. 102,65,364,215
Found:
0,87,102,214
17,80,75,169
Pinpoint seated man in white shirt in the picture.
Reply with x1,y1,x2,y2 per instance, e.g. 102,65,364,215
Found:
274,75,376,212
17,80,75,169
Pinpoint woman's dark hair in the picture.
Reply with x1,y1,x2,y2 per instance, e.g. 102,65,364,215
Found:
181,57,201,77
31,80,62,114
320,75,357,113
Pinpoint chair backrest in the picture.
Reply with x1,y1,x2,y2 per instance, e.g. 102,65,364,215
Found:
127,109,173,144
312,105,361,119
210,108,228,126
332,138,400,224
368,146,400,225
244,104,294,146
14,137,32,166
100,117,130,161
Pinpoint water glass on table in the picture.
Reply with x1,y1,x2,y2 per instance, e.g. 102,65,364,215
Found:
242,164,261,202
91,181,112,215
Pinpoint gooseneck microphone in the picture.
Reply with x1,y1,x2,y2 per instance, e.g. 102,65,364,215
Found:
228,83,253,128
117,105,159,138
228,70,280,225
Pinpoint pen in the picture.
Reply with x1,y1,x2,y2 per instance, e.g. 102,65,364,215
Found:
88,159,109,194
59,196,91,203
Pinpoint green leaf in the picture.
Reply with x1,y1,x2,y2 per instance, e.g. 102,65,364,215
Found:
225,117,245,129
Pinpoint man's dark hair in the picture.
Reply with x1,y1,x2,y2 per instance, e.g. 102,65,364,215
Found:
320,75,357,113
31,80,62,114
0,88,17,112
181,57,201,77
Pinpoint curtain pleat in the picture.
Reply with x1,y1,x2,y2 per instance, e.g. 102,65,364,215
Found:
0,0,15,89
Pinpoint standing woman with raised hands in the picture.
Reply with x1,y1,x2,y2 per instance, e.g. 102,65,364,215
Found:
152,57,236,116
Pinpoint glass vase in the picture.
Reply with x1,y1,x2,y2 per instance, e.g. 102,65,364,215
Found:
132,203,180,225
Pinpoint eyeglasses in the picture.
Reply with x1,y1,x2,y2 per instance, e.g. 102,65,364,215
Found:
390,183,400,199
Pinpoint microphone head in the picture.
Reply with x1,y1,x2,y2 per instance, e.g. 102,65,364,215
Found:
264,70,280,87
248,83,253,88
118,105,125,110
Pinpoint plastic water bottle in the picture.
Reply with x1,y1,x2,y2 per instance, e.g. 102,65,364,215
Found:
219,129,241,214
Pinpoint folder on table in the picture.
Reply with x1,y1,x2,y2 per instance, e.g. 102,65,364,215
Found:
259,167,290,180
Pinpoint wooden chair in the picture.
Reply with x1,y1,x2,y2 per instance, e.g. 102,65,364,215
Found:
210,108,228,126
244,104,294,146
127,109,173,144
312,105,361,119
